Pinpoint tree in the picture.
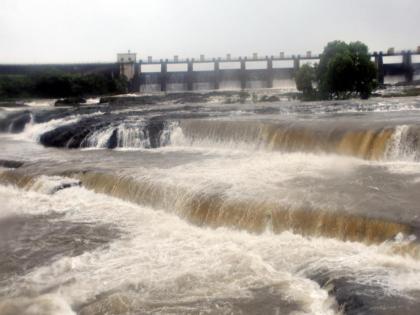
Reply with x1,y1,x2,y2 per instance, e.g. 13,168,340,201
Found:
295,64,315,97
316,40,377,99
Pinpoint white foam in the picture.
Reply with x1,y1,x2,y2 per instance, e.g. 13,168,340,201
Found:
84,126,116,148
137,149,365,205
24,175,80,195
0,184,336,314
85,97,100,105
2,183,420,314
15,112,104,143
385,125,419,161
83,120,177,149
25,99,56,107
117,123,150,148
0,294,76,315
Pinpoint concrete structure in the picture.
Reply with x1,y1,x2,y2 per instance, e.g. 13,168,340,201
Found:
134,50,420,92
402,51,414,82
135,54,304,92
117,52,137,81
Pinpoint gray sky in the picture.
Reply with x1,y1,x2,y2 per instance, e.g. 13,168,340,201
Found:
0,0,419,63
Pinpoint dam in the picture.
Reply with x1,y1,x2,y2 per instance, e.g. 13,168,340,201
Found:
133,49,420,92
1,48,420,93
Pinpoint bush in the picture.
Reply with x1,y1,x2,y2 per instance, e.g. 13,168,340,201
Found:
295,64,316,97
317,41,377,99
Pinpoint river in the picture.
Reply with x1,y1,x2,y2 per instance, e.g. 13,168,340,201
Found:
1,93,420,314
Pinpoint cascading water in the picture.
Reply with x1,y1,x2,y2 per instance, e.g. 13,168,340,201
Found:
2,95,420,314
168,120,420,161
80,120,177,149
385,125,420,161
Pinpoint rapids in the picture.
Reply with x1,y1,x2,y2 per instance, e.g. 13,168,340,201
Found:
1,93,420,314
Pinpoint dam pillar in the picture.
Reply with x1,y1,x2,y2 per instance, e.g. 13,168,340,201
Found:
374,52,384,85
293,55,300,75
240,58,247,90
137,61,142,92
403,51,414,83
267,56,274,88
214,59,220,90
130,62,141,93
187,59,194,91
160,60,167,92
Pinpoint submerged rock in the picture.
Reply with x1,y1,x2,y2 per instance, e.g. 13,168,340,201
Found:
49,180,81,194
39,115,110,148
99,96,153,105
0,214,121,281
259,95,280,102
307,271,420,315
55,97,87,107
0,110,31,133
38,112,169,149
0,101,28,108
0,160,24,168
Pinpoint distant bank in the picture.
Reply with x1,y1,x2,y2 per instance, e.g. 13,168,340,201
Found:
1,45,419,99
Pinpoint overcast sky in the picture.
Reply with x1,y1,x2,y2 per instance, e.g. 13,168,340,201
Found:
0,0,419,63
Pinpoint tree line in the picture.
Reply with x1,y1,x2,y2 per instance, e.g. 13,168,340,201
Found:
0,72,128,99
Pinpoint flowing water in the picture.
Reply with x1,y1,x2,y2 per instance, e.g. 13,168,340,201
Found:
2,94,420,314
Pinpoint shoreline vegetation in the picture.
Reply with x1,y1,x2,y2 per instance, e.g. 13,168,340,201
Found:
0,72,128,101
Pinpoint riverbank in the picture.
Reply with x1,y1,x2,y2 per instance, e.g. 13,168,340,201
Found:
0,73,127,100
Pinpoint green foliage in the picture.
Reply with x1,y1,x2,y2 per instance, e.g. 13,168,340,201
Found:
0,75,32,99
0,73,128,99
316,40,378,99
295,64,315,96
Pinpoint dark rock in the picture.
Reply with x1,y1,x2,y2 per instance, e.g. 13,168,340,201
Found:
50,180,81,194
307,271,420,315
259,95,280,102
0,214,120,282
107,128,118,149
0,111,31,133
40,122,98,148
0,160,24,168
0,101,28,108
99,96,145,105
146,120,165,148
40,116,95,148
55,97,87,107
38,112,170,149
